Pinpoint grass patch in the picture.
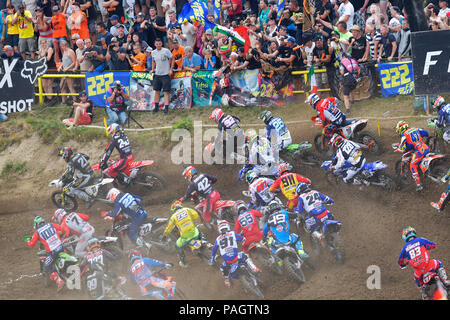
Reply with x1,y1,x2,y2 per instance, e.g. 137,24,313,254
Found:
172,116,193,131
1,161,27,179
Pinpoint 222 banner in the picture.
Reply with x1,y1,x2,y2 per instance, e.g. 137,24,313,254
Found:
378,61,414,98
85,71,131,107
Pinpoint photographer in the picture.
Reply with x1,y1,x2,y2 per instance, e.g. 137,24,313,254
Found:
106,44,131,70
13,3,35,60
106,80,129,127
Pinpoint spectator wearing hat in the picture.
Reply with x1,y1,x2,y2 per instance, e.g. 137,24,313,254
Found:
349,24,367,62
1,44,23,71
145,46,152,70
49,5,67,65
130,12,149,44
170,38,184,72
14,3,35,60
182,45,202,72
180,19,195,48
109,14,128,37
275,35,295,70
150,37,173,114
105,35,119,69
63,91,94,128
68,3,89,41
116,24,127,47
106,46,132,70
78,0,98,44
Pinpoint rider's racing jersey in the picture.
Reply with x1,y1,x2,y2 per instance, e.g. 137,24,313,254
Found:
234,209,264,236
265,117,292,148
217,114,242,140
101,131,132,165
333,139,363,169
27,222,69,252
183,173,217,199
316,97,345,125
437,104,450,128
61,153,93,184
399,128,429,153
398,237,436,270
296,190,334,232
105,193,146,220
129,257,166,288
61,212,92,236
249,177,275,206
163,207,199,239
248,136,276,166
211,231,244,263
269,172,311,200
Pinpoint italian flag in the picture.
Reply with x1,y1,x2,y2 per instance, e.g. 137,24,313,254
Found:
213,25,246,46
307,65,318,94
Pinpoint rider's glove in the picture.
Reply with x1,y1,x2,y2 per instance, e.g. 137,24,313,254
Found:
101,211,113,221
165,263,173,269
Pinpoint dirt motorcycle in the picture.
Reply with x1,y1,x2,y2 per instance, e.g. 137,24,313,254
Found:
24,237,79,290
312,116,382,157
81,261,131,300
321,159,396,191
190,191,237,231
421,270,449,300
266,236,309,284
103,213,176,254
392,143,447,187
168,231,214,266
49,177,114,211
141,265,187,300
426,118,448,154
61,234,123,257
297,212,345,264
247,240,283,275
229,259,265,299
92,159,167,194
279,142,322,167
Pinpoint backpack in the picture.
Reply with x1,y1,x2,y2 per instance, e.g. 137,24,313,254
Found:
340,56,361,88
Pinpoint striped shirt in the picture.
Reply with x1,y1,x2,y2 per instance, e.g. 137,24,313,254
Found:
365,31,382,60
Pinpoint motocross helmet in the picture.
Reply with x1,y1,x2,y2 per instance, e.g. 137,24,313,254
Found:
396,121,409,136
107,188,121,202
267,199,282,214
52,208,68,224
88,237,101,251
305,93,320,109
33,216,46,230
217,220,231,234
245,130,258,146
259,110,273,124
209,108,224,123
235,200,247,214
128,249,142,264
329,134,344,150
296,182,310,195
170,200,183,213
401,226,417,242
245,171,258,185
278,162,291,176
432,96,445,111
59,147,73,162
182,166,197,180
107,123,120,136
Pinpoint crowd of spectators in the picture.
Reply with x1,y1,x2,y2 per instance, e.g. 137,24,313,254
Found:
0,0,449,112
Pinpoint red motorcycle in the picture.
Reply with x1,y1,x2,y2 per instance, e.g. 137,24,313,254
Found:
421,269,449,300
189,191,237,231
92,159,167,193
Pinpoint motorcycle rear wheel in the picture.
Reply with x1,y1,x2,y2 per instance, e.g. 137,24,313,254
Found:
51,191,78,211
358,131,382,155
394,160,412,186
376,173,397,192
240,273,264,298
314,134,332,156
135,170,167,193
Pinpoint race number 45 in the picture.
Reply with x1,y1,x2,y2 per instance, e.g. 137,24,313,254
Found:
87,73,114,97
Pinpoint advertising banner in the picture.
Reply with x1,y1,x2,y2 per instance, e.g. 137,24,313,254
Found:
85,71,130,107
378,61,414,98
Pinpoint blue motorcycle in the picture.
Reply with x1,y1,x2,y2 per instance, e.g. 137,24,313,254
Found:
228,260,264,299
321,159,396,191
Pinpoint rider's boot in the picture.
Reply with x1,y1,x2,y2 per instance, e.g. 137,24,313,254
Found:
224,276,232,288
412,173,423,192
50,272,65,292
136,237,151,250
431,191,448,211
177,248,188,268
438,267,450,287
118,172,131,185
246,257,261,273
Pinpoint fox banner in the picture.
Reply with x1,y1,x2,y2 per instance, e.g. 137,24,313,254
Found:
85,71,131,107
378,61,414,98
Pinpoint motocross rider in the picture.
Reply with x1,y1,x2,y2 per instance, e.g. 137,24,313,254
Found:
432,96,450,143
234,201,265,254
52,209,95,258
397,226,450,300
57,146,95,207
268,163,311,211
101,188,151,248
262,200,309,260
396,121,430,192
329,134,366,184
306,93,350,137
431,169,450,211
79,238,125,300
128,250,175,299
26,216,70,292
209,220,261,288
259,110,292,153
162,201,202,268
246,171,276,212
179,166,220,225
209,108,245,162
100,123,134,185
294,183,335,252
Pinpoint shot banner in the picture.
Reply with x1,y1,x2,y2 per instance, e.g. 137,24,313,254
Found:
192,70,221,107
129,71,193,111
378,61,414,98
411,29,450,95
85,71,131,107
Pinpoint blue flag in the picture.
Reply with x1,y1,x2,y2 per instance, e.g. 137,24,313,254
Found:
277,0,286,20
213,0,221,22
178,0,216,30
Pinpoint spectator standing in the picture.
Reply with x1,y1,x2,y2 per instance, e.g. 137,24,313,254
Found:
258,0,270,29
109,14,128,37
130,12,149,43
58,40,77,105
364,23,381,61
312,36,332,92
148,5,166,44
438,0,450,19
145,46,152,70
116,24,127,47
336,0,355,31
102,0,125,23
50,5,68,65
36,38,56,105
316,0,334,41
4,4,19,52
0,6,8,46
222,0,243,24
349,24,367,62
97,22,113,54
34,7,52,50
106,46,132,70
182,45,201,72
68,3,89,41
180,19,194,48
150,37,173,114
397,19,411,58
161,0,175,26
15,3,35,60
78,0,97,44
378,24,397,61
37,0,52,17
193,20,204,55
75,38,92,71
170,38,184,72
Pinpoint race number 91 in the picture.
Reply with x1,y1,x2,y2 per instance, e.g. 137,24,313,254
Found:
86,73,114,97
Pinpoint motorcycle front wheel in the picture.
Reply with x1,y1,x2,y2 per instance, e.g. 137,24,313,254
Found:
51,191,78,211
283,256,306,284
314,134,332,156
358,131,382,156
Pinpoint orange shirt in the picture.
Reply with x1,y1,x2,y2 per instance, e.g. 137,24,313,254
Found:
132,53,147,71
52,13,67,39
269,173,311,200
69,11,89,40
171,46,185,70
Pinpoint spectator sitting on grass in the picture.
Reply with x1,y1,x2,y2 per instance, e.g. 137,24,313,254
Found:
62,91,94,128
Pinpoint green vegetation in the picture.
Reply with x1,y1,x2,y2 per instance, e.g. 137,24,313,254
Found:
1,161,27,179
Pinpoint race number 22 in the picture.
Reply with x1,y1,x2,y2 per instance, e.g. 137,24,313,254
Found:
87,73,114,97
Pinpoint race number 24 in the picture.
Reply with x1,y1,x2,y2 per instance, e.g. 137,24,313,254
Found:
380,64,412,93
87,73,114,97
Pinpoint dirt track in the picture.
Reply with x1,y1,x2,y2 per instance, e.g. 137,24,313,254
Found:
0,115,449,300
